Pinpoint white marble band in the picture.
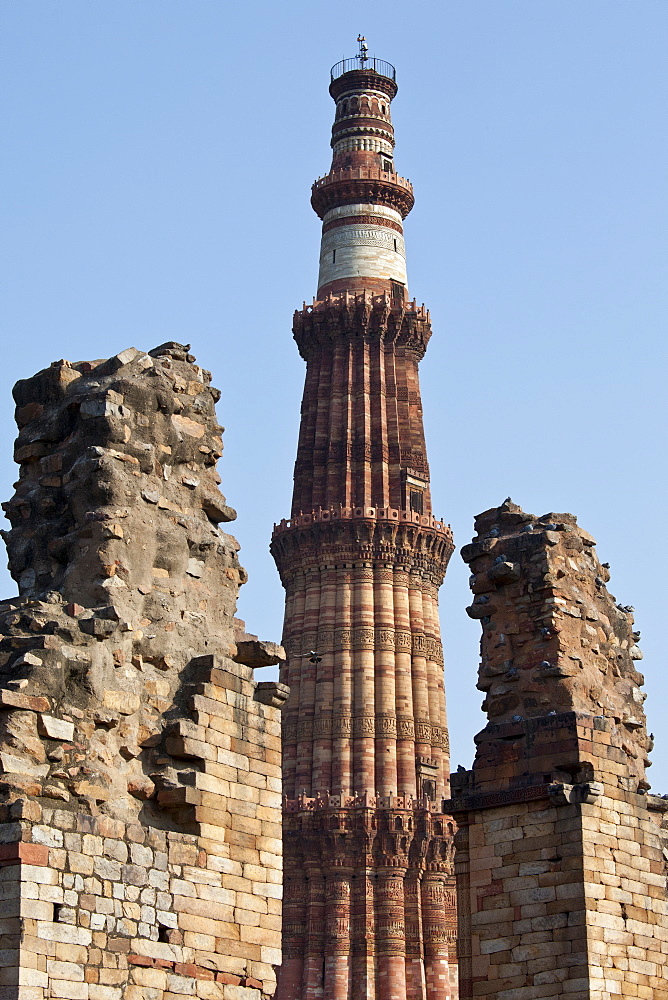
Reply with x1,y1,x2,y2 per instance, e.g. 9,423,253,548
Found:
318,224,408,289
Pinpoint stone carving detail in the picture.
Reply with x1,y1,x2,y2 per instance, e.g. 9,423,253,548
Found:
332,714,353,736
316,628,336,651
397,718,416,740
352,715,375,736
283,713,456,746
375,714,398,737
313,717,333,737
415,721,433,744
336,627,352,649
327,878,351,900
323,214,403,235
412,633,427,655
375,628,396,649
395,630,412,651
297,718,314,740
285,628,441,662
351,627,375,648
283,719,298,743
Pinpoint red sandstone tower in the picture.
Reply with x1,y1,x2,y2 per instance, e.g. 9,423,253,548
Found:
271,41,457,1000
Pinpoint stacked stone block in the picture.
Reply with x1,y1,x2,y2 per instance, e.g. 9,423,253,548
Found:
447,500,667,1000
0,344,286,999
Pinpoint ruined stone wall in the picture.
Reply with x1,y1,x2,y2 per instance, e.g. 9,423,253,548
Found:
0,344,287,1000
447,500,668,1000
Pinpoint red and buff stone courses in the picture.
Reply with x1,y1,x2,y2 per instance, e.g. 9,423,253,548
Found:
271,45,457,1000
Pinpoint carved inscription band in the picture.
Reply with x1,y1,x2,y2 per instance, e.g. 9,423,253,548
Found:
286,628,444,663
283,715,449,748
320,225,406,257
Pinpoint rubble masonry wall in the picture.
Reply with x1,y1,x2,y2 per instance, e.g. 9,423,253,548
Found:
0,343,286,1000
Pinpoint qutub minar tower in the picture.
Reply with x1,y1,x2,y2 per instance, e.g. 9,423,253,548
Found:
271,40,457,1000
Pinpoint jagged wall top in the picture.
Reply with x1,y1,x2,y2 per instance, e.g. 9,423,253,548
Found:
0,342,287,829
462,499,650,782
3,342,239,631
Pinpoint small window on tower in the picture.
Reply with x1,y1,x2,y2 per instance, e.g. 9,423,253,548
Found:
391,280,405,304
393,239,397,252
410,490,424,514
422,779,436,801
383,159,393,172
332,250,336,263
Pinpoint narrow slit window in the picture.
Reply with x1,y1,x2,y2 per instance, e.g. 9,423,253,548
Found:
391,280,405,303
422,779,436,801
332,249,336,263
410,490,424,514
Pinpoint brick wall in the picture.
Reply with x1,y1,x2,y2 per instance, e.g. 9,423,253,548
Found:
0,343,286,1000
448,501,668,1000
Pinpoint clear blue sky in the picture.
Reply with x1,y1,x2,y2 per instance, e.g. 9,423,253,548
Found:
2,2,666,786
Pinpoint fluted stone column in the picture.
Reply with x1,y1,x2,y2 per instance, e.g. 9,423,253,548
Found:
377,868,408,1000
304,867,326,999
280,873,309,1000
324,870,353,999
351,869,377,1000
422,872,451,1000
405,870,426,1000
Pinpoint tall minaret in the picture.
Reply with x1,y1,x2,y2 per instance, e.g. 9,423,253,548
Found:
271,41,457,1000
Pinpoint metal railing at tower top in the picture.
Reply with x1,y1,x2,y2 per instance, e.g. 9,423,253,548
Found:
330,57,396,82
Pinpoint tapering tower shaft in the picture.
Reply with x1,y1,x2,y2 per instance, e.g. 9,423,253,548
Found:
272,45,457,1000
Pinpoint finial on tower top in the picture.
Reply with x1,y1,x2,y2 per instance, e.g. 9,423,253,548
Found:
357,35,369,65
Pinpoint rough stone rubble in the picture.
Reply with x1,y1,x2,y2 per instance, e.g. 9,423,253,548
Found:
0,343,286,1000
462,499,652,786
448,499,668,1000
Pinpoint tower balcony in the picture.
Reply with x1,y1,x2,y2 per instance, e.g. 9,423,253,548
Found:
311,165,414,219
331,57,396,82
329,63,398,101
271,504,452,541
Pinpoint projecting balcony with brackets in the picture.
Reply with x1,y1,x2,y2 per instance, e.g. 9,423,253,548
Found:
311,165,414,219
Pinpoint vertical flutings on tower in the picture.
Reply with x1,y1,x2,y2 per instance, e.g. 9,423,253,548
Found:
271,41,457,1000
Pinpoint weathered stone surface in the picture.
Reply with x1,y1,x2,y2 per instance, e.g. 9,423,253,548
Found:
254,682,289,708
450,500,668,1000
460,498,651,779
234,638,285,669
0,343,284,1000
37,715,75,741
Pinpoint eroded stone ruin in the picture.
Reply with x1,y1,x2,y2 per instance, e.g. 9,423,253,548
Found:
0,343,286,1000
448,500,668,1000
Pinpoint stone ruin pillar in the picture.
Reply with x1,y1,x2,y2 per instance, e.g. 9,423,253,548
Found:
0,342,287,999
446,499,668,1000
